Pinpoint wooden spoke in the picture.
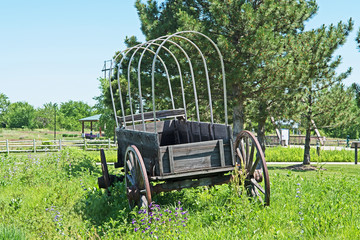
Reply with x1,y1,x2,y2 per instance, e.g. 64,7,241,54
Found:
251,178,265,195
249,155,261,176
234,130,270,206
253,186,264,204
240,140,246,166
236,147,244,165
140,195,149,209
126,174,136,186
245,137,250,169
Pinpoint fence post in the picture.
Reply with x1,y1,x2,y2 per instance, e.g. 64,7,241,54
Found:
108,138,110,150
59,139,62,151
33,139,36,153
6,139,9,154
84,138,87,150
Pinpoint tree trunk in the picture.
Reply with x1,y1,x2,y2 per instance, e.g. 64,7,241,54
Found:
257,102,267,154
232,99,245,138
303,93,312,165
257,116,267,154
303,127,311,165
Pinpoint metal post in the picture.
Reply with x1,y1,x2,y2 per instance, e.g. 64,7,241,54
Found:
6,139,9,154
59,139,62,151
108,138,110,150
54,103,57,140
316,140,320,156
33,139,36,153
355,144,358,165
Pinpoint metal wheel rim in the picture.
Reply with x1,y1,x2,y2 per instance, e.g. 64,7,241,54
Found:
234,130,270,206
124,145,152,209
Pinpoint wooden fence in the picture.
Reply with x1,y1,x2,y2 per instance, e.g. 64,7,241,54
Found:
0,139,117,154
265,135,351,147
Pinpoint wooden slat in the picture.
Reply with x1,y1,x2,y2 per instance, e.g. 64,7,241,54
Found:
229,139,235,166
218,139,225,167
168,146,174,173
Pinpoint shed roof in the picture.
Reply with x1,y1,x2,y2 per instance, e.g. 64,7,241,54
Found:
79,114,101,122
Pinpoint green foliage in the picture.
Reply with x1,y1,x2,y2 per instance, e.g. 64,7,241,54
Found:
0,93,10,127
4,102,36,129
33,102,57,129
58,100,95,131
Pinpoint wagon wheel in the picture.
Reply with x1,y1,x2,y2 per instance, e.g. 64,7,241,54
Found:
234,130,270,206
124,145,152,209
100,148,110,190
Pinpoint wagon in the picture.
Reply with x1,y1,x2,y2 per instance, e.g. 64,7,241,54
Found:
98,31,270,208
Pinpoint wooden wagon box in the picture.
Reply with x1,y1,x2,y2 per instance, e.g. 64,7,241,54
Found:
116,119,235,178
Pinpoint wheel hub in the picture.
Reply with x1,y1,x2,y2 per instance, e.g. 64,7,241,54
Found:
127,185,140,202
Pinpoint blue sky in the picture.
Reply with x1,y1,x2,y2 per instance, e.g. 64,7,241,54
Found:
0,0,359,108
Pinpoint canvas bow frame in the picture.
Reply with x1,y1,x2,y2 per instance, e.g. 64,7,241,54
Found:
104,31,228,133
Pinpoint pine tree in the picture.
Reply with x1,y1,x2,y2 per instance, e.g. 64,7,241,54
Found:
287,20,353,164
135,0,318,138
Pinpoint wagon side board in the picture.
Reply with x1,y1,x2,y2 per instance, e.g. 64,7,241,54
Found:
116,128,159,175
159,139,233,175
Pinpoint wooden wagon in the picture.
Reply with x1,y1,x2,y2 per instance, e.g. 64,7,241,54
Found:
98,31,270,208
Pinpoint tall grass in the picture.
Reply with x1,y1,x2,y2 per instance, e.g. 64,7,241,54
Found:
1,149,360,239
0,225,26,240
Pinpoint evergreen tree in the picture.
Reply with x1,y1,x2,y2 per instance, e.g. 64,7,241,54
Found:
135,0,318,138
286,20,353,164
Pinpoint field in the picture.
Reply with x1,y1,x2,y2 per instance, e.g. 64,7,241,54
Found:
1,148,360,239
0,128,81,141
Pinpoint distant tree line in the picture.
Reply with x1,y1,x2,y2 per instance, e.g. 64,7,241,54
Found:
0,93,96,131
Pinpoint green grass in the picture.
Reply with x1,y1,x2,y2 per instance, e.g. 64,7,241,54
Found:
1,149,360,239
0,225,26,240
266,146,354,162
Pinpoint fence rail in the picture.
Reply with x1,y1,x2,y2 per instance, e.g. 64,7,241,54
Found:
0,139,117,154
265,135,352,147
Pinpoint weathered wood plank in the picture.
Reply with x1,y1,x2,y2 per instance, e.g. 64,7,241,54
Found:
219,139,225,167
159,140,233,174
168,146,175,173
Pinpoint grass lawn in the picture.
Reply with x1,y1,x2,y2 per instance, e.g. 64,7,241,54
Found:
1,149,360,239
